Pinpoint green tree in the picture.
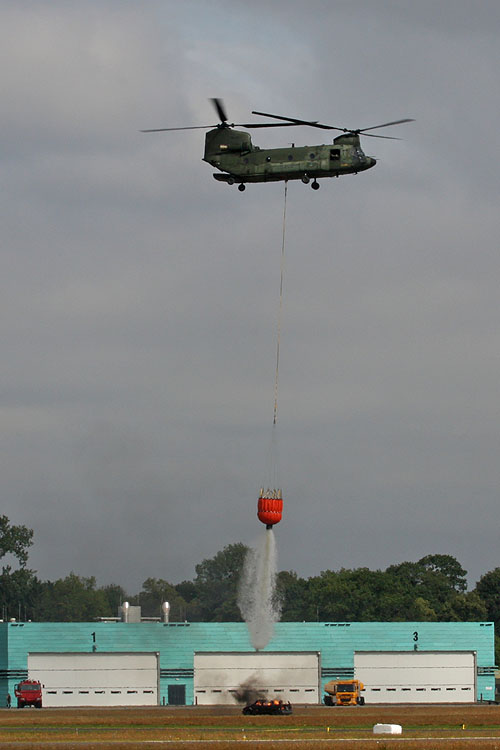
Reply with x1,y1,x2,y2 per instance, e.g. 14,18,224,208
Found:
410,597,437,621
0,517,38,621
495,635,500,669
100,583,127,616
418,554,467,593
308,568,402,622
475,568,500,625
386,555,469,620
441,591,487,622
299,555,471,624
132,578,187,621
175,580,197,603
191,542,249,621
0,515,33,567
35,574,112,622
276,571,310,620
0,565,41,621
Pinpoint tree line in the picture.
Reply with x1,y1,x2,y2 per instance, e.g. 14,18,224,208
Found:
2,515,500,659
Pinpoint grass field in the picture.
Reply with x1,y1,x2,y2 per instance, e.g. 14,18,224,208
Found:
2,703,500,749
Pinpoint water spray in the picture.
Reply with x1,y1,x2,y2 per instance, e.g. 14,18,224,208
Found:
238,528,281,651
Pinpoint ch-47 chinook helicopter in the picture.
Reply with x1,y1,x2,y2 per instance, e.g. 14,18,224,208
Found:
142,98,413,191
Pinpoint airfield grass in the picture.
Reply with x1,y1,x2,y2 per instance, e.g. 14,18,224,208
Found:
2,704,500,749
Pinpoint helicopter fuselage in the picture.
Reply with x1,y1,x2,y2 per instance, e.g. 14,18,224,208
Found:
203,127,376,185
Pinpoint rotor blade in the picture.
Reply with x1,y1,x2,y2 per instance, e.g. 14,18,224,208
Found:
253,110,415,134
358,118,415,132
141,125,218,132
360,132,403,140
235,121,310,129
252,110,334,130
140,121,302,133
211,97,228,123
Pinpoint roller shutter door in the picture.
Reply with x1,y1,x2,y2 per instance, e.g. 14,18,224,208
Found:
28,652,159,707
194,651,320,705
354,651,475,703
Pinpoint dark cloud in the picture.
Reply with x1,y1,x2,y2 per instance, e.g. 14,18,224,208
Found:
1,1,499,593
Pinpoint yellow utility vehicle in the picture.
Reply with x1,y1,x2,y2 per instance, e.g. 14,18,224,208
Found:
323,679,365,706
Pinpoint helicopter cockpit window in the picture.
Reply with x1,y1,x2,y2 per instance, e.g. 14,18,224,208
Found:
330,149,340,161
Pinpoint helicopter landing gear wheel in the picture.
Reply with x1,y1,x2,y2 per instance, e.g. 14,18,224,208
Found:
311,180,320,190
301,175,310,184
238,183,246,192
227,177,235,185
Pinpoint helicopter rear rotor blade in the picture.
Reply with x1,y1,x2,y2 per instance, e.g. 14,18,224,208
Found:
141,125,218,132
211,97,228,123
141,121,313,133
142,97,230,133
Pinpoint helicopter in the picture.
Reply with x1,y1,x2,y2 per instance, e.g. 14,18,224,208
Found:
142,99,413,191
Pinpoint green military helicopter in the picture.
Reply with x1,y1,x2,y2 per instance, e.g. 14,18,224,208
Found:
142,98,413,191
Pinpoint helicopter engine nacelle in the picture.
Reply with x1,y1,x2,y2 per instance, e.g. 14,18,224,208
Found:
204,128,253,163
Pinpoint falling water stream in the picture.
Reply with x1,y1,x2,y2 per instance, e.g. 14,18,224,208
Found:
238,528,281,650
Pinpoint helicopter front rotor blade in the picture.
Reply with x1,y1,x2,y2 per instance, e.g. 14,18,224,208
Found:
360,133,403,140
252,111,335,130
236,121,309,129
252,111,415,136
358,119,415,132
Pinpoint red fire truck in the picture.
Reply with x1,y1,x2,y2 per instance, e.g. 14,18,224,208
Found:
14,680,42,708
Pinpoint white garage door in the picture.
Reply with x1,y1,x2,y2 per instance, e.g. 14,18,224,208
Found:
28,652,159,707
194,651,320,705
354,651,476,703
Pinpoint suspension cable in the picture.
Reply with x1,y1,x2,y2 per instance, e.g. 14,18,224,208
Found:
273,181,288,428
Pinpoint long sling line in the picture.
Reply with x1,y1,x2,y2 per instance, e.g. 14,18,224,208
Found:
273,181,288,428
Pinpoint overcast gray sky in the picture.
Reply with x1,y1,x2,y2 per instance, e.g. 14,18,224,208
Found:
2,0,500,594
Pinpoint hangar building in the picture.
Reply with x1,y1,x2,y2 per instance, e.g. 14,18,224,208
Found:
0,620,495,706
